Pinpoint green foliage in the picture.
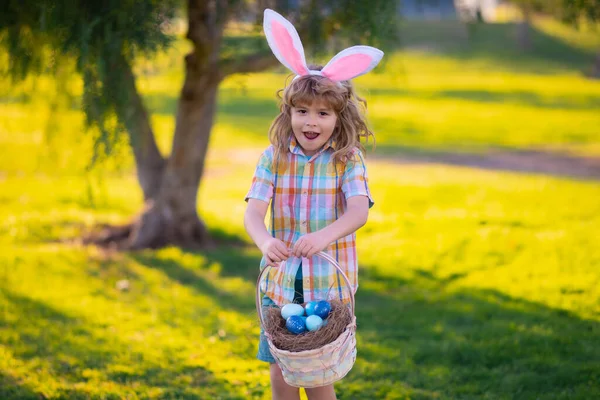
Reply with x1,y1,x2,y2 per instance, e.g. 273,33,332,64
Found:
1,0,400,172
1,0,176,79
298,0,399,57
560,0,600,25
504,0,600,25
0,0,178,167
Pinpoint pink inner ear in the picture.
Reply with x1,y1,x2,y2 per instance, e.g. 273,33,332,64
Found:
322,54,372,80
272,21,309,75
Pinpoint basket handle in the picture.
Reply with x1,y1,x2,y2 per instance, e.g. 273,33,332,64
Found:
255,251,355,328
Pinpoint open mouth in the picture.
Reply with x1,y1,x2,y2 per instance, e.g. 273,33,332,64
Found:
303,131,320,140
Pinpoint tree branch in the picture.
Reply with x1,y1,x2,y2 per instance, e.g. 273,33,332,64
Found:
218,51,279,80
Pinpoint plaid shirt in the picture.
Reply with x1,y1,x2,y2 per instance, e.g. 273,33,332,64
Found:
245,137,373,306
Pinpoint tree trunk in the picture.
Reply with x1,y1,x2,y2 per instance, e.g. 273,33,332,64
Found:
517,6,532,51
126,51,219,249
91,0,274,249
125,0,224,249
592,51,600,78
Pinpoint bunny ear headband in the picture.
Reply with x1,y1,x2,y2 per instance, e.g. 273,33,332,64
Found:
263,8,384,82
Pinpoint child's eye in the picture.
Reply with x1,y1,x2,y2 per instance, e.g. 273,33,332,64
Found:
319,112,329,116
297,109,307,114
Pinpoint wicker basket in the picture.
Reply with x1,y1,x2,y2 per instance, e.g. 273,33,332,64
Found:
256,251,357,388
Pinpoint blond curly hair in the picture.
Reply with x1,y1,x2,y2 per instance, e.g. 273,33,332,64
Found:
268,67,375,173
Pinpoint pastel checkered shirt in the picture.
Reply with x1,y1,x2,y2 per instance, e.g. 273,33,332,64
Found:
245,138,373,306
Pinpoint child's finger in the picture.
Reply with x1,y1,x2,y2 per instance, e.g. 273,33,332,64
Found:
268,251,282,262
265,257,280,268
273,243,289,258
264,255,274,267
301,245,312,258
273,249,288,261
291,241,299,256
292,241,302,257
295,241,308,258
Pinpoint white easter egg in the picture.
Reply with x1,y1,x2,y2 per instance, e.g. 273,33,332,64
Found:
281,303,305,320
305,315,323,332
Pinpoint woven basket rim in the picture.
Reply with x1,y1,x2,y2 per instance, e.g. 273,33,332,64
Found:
267,316,356,357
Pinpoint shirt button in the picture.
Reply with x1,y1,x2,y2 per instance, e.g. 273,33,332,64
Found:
301,221,307,226
302,190,308,195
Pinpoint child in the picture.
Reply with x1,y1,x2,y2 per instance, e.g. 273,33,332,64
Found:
244,9,383,400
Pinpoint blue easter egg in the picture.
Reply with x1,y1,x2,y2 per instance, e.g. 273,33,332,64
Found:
281,303,305,320
314,300,331,319
286,315,306,334
305,315,323,332
304,301,318,316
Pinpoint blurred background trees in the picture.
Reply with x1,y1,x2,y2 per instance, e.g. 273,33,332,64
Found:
1,0,397,249
1,0,598,250
503,0,599,73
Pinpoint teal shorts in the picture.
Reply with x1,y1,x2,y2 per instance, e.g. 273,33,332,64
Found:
257,267,304,363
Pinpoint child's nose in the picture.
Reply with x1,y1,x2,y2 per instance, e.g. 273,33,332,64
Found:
306,116,317,126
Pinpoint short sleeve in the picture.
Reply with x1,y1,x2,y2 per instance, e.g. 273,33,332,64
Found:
341,149,374,208
245,147,274,203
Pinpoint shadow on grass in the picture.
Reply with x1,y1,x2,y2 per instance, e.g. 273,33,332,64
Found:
4,227,600,398
400,21,598,75
369,87,600,111
434,89,600,110
343,264,600,399
132,233,600,398
123,238,600,398
373,144,600,181
114,231,600,398
0,373,40,400
129,245,260,314
143,89,277,121
0,289,247,399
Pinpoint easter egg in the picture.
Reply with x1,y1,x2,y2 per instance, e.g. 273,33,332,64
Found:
286,315,306,334
314,300,331,319
281,303,305,320
304,301,318,316
305,315,323,332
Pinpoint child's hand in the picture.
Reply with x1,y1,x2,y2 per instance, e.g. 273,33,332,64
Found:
292,232,330,258
260,237,289,268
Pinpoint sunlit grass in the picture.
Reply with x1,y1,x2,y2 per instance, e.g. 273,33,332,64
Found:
2,155,600,398
2,18,600,399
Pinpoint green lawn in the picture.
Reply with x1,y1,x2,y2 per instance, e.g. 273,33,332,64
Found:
1,19,600,399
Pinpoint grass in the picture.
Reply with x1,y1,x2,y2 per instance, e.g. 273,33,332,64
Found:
1,18,600,399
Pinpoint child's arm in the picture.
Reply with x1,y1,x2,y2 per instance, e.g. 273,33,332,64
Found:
292,195,369,258
244,199,289,268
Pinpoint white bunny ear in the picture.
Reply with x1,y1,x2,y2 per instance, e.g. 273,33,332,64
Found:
321,46,384,82
263,9,309,76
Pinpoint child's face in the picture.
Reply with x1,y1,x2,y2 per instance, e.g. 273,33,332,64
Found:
290,100,338,157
